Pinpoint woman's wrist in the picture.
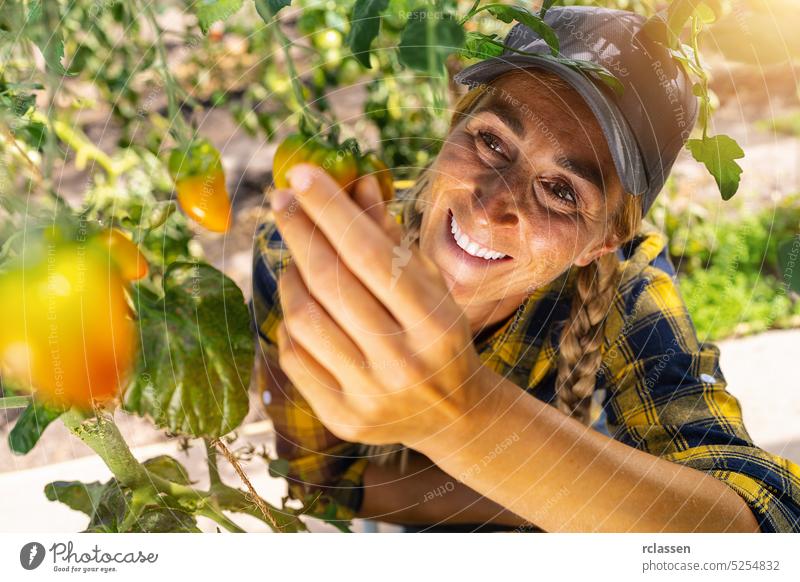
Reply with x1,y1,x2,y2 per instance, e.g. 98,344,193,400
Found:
407,364,512,462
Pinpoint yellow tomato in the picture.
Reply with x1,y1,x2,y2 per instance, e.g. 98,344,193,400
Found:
169,140,233,233
174,169,233,233
0,240,136,409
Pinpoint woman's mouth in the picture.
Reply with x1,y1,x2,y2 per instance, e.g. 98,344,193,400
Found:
445,209,512,263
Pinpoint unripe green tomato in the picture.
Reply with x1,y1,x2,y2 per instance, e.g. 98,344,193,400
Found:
272,134,395,202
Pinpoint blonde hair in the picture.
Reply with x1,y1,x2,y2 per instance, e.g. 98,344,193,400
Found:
400,69,643,425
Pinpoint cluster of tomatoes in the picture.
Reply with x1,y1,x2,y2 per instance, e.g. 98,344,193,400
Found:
0,133,393,410
168,133,395,234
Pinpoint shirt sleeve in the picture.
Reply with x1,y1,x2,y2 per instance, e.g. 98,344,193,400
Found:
598,266,800,533
250,218,369,522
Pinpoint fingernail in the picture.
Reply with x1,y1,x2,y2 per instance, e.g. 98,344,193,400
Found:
287,164,314,192
271,189,294,212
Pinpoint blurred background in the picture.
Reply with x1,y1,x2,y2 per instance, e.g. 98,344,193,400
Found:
1,0,798,531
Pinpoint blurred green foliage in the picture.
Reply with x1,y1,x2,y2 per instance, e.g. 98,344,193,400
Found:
652,192,800,340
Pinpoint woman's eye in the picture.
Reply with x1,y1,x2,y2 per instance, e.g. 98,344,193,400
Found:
478,130,505,157
543,181,578,207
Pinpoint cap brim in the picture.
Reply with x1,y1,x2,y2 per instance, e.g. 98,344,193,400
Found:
453,54,648,199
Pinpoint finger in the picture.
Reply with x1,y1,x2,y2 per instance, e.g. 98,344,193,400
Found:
284,163,448,331
275,320,345,421
278,262,368,385
353,173,405,246
352,173,385,226
271,190,406,362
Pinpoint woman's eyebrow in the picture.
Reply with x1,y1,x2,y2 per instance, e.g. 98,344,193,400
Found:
472,102,525,138
555,155,604,193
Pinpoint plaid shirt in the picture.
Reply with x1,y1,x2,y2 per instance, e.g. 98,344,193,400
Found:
251,196,800,532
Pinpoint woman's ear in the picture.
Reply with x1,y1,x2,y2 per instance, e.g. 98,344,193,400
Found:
573,238,620,268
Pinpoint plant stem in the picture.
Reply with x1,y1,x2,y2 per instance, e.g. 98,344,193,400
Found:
41,1,60,201
213,438,282,530
197,504,246,533
0,125,43,183
59,410,302,532
60,408,150,488
262,3,322,135
0,395,32,409
141,1,194,148
212,483,306,532
205,438,221,487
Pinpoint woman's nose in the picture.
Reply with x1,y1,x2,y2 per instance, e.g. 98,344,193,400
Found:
471,177,521,229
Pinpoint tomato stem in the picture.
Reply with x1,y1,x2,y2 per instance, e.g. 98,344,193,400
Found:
60,408,151,488
140,0,194,149
205,438,222,487
59,408,307,532
0,395,32,410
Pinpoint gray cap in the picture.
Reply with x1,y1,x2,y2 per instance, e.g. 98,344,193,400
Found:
453,6,698,215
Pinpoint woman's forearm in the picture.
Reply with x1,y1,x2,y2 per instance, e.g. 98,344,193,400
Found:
357,451,527,527
411,367,762,533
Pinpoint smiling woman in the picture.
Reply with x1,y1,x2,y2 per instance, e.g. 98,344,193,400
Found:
403,68,644,425
251,6,800,533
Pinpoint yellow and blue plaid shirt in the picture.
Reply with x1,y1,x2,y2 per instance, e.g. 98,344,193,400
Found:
251,196,800,532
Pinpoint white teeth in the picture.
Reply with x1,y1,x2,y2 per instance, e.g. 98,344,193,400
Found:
449,214,507,260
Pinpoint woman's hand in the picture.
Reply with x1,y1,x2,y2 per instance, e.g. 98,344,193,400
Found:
269,163,485,448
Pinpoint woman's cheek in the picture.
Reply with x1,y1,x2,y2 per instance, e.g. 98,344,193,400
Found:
525,233,573,282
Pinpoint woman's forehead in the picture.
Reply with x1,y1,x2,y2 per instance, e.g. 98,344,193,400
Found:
477,72,602,136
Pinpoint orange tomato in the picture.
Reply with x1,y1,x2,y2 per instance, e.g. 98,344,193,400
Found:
168,140,233,233
94,228,149,280
0,238,137,409
174,169,232,233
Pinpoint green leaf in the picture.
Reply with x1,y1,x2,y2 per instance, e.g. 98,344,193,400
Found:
268,458,291,478
481,4,559,56
345,0,389,69
44,480,106,517
686,134,745,201
8,400,66,455
398,10,465,73
539,0,558,18
129,506,201,533
643,0,721,48
83,480,131,533
123,262,253,438
142,455,193,485
20,0,73,76
460,32,505,60
778,237,800,294
254,0,292,23
193,0,245,34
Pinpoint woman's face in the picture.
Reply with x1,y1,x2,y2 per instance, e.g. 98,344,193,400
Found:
418,69,626,308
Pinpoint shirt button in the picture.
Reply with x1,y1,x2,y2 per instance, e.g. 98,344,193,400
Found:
699,373,716,384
